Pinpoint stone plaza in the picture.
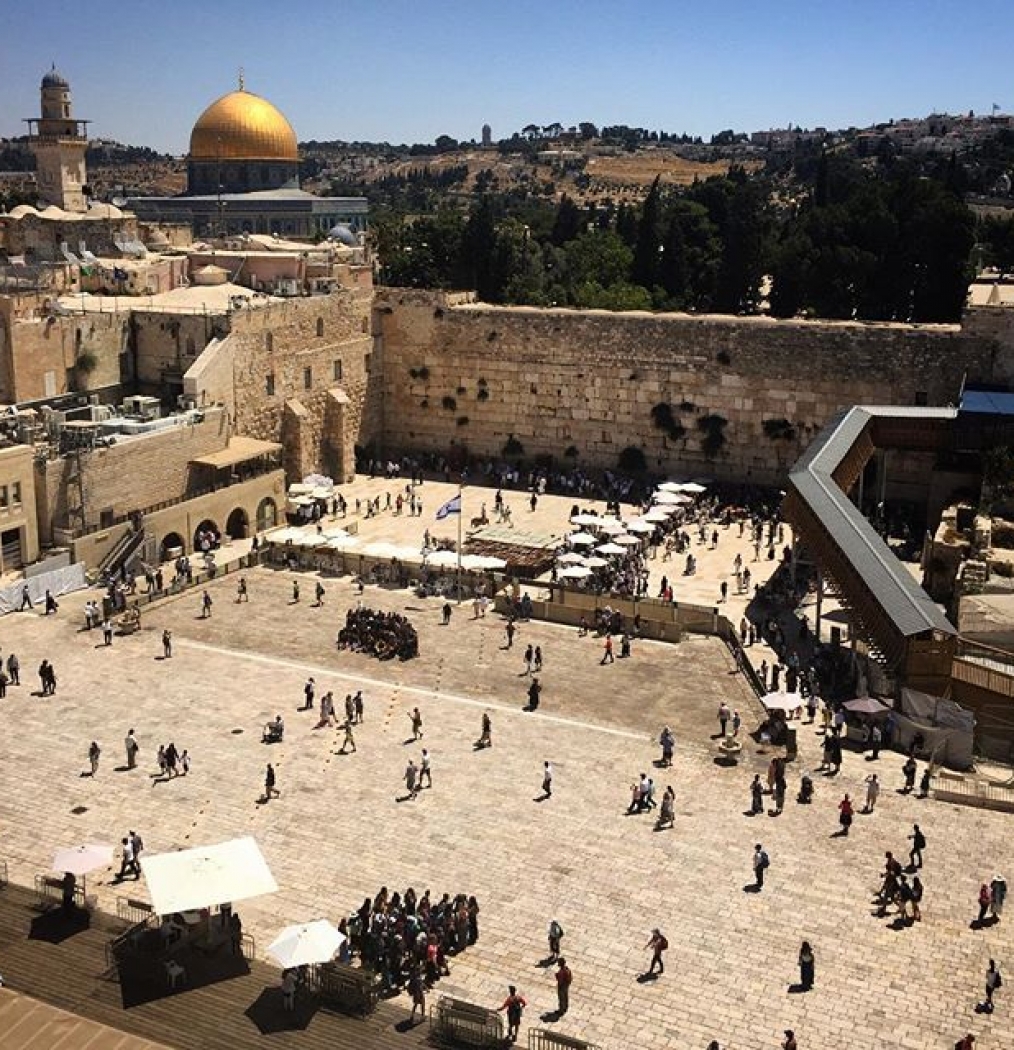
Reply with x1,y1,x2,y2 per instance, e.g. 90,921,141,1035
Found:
0,483,1009,1050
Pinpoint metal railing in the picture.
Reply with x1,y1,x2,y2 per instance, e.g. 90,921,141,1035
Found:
528,1030,601,1050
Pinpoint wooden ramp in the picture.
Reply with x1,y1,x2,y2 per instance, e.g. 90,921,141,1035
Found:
0,881,427,1050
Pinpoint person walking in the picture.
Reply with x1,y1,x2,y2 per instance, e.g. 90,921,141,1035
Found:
18,584,33,611
441,601,452,625
600,635,614,665
838,794,854,835
869,723,882,760
547,919,564,962
527,677,542,711
990,874,1007,920
404,759,418,799
753,843,770,889
340,721,356,754
731,709,742,736
499,985,527,1043
909,824,926,868
201,590,213,618
7,652,19,686
978,882,993,924
902,756,917,793
181,749,191,775
645,928,668,975
291,580,300,603
983,958,1003,1013
419,749,432,788
407,966,426,1024
303,677,315,710
798,941,815,990
315,581,326,607
554,958,572,1015
657,785,675,829
919,765,933,798
102,618,113,646
124,728,139,769
523,644,534,675
533,646,543,672
478,711,492,748
264,763,279,800
88,741,101,776
162,629,172,659
505,620,516,649
541,761,553,798
410,706,423,739
864,773,880,813
237,577,249,602
717,702,730,737
750,774,764,815
117,836,140,880
354,690,364,724
783,1031,798,1050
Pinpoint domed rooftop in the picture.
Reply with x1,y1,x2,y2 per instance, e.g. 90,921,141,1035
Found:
327,224,357,246
42,66,68,89
189,88,298,162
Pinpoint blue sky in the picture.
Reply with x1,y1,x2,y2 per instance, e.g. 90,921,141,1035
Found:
1,0,1011,153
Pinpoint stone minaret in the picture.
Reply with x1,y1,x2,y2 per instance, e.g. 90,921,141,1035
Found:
26,66,90,212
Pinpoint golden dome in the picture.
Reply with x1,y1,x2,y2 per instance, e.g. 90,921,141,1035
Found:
189,89,298,162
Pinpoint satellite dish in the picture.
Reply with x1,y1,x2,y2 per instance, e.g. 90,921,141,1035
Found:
111,196,127,208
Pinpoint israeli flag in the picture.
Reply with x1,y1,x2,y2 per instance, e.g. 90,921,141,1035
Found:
435,494,461,520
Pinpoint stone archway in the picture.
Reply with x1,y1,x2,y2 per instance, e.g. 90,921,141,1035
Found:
256,497,277,532
160,531,186,561
193,518,220,552
226,507,249,540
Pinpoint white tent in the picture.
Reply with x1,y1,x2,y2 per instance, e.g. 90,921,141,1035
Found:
140,837,278,916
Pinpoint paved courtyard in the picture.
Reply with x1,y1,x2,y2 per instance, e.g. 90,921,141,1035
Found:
0,484,1009,1049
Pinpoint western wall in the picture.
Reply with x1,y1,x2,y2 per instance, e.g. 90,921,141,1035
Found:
371,289,1014,485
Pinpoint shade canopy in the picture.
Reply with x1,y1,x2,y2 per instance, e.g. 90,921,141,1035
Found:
843,696,891,716
141,837,277,916
582,556,609,568
560,565,593,579
626,520,656,533
567,532,597,545
594,518,627,533
682,482,707,493
657,481,685,492
425,549,459,567
596,542,627,555
52,843,114,876
762,691,804,712
614,534,641,545
557,551,586,564
654,491,692,505
268,919,346,969
570,513,605,525
643,510,672,522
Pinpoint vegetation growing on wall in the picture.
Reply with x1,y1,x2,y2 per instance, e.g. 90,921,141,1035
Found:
650,402,687,442
697,413,728,458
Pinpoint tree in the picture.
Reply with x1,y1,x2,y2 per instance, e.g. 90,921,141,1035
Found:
551,194,583,246
632,176,662,289
578,122,599,140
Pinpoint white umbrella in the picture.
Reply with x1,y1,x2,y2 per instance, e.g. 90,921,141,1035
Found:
657,481,686,492
287,483,313,496
53,843,114,876
682,482,707,494
626,520,655,534
643,510,672,522
327,534,359,549
568,532,597,546
268,920,346,969
560,565,593,579
582,556,609,567
653,491,686,505
614,534,641,545
763,691,804,712
425,549,460,568
310,487,333,499
595,518,627,533
570,513,604,526
557,552,586,564
596,542,627,555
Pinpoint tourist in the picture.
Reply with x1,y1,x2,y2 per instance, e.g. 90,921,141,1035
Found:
547,919,564,962
838,794,854,835
991,874,1007,920
718,702,730,737
124,728,139,769
902,756,917,793
408,966,426,1023
505,620,516,648
869,723,882,759
354,690,364,723
910,875,923,921
7,652,19,686
908,824,926,868
18,585,33,611
410,706,423,739
201,590,213,618
523,644,534,674
265,763,279,800
441,600,452,625
101,618,113,645
600,635,614,664
165,742,179,777
181,749,191,775
977,883,992,925
157,744,167,777
404,759,418,799
237,577,249,602
419,749,432,788
44,589,58,615
753,843,770,889
645,927,668,975
919,765,932,798
750,775,764,815
783,1030,798,1050
554,957,572,1015
864,773,880,812
117,836,140,880
88,741,100,776
477,711,492,748
983,959,1003,1013
162,629,172,658
527,677,541,711
731,710,741,736
281,968,296,1011
659,726,674,767
533,645,543,672
292,580,300,603
657,785,675,829
499,984,527,1042
798,941,815,990
39,659,56,695
315,580,326,606
541,761,553,798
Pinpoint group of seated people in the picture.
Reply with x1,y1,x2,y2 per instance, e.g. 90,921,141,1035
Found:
347,886,480,992
337,607,418,661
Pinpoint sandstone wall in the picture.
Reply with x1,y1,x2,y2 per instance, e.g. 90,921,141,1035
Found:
374,290,1004,484
226,290,377,482
133,310,227,392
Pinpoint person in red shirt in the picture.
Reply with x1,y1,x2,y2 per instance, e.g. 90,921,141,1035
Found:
838,794,854,836
555,957,572,1015
499,985,527,1042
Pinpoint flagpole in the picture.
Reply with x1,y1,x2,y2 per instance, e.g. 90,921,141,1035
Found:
456,482,463,604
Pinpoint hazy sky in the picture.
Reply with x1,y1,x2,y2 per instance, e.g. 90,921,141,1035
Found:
1,0,1011,154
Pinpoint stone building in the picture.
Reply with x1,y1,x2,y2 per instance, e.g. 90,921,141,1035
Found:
0,444,40,570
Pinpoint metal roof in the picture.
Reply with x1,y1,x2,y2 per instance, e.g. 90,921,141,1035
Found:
789,406,956,639
960,389,1014,416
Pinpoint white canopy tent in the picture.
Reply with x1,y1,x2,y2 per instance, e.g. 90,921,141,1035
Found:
140,837,278,916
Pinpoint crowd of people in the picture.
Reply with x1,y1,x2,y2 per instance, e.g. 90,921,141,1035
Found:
336,607,419,661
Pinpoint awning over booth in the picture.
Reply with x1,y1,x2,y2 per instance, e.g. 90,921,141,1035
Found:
141,836,278,915
190,436,282,470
